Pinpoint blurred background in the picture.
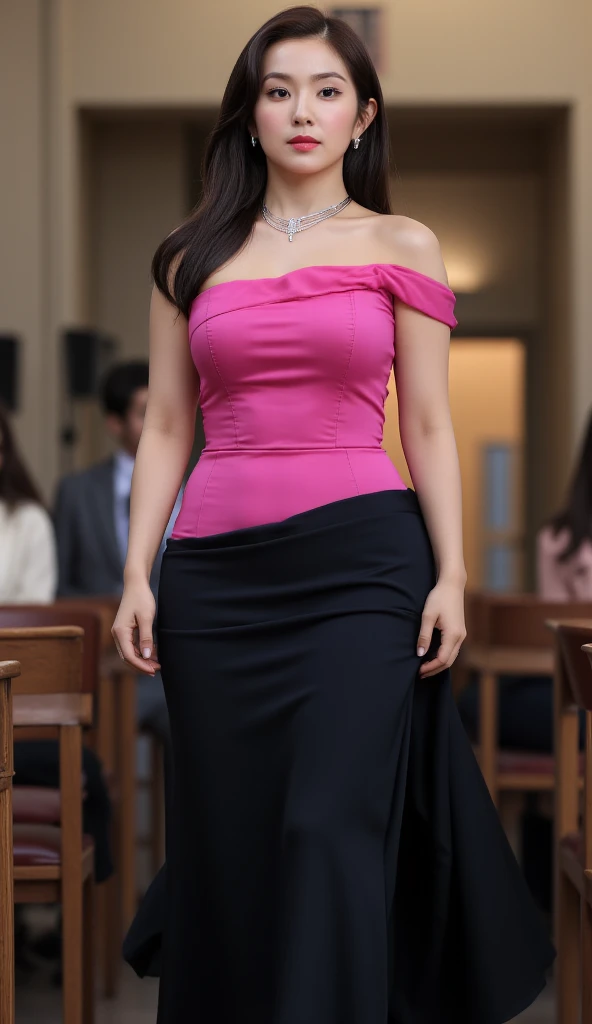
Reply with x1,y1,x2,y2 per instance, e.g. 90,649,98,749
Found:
2,1,592,1022
3,0,592,592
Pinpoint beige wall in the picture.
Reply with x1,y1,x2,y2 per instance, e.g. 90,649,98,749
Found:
394,173,542,327
71,0,587,102
90,119,186,355
2,0,591,522
1,2,46,477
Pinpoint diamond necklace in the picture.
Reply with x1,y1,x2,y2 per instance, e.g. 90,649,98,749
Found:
261,195,352,242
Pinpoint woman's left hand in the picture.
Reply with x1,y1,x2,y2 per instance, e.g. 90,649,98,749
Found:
416,578,467,679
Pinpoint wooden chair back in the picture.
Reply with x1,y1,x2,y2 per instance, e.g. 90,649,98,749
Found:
0,608,101,694
55,596,120,655
556,627,592,712
459,596,592,805
465,591,592,648
0,626,92,730
551,622,592,836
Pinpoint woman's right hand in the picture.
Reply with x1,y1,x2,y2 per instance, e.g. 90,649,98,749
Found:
111,580,162,675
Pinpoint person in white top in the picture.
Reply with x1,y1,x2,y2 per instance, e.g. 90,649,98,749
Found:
0,403,57,603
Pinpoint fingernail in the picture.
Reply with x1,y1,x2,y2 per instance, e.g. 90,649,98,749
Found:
142,648,151,659
417,647,425,657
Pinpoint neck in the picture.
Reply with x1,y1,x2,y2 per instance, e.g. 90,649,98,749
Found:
263,166,348,219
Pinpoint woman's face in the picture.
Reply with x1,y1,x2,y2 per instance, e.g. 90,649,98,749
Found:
250,36,376,175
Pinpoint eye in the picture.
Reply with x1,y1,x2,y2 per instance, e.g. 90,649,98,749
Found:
265,86,342,99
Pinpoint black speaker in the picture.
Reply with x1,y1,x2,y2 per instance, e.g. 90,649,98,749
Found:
63,328,117,398
0,334,20,411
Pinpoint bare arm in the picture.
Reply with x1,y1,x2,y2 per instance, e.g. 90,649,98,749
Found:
112,281,200,670
390,220,467,677
125,284,199,583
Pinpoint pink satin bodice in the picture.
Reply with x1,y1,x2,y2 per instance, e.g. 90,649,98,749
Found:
170,263,458,539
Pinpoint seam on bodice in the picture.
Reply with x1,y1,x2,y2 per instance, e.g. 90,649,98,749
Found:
199,445,385,453
194,453,219,534
345,450,361,495
333,290,356,448
204,291,240,447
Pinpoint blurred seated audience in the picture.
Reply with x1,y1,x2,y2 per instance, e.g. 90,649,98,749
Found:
0,401,113,970
53,361,183,798
457,407,592,909
0,402,57,604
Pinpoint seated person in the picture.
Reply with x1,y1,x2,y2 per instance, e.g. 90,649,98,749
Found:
0,401,57,603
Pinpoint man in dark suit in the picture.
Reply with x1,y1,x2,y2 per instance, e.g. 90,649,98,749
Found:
54,361,182,764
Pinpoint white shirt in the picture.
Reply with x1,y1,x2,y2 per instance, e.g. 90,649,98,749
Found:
0,499,58,603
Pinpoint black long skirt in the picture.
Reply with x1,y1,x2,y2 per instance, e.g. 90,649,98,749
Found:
123,488,555,1024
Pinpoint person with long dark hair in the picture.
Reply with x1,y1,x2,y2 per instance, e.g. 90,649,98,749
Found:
0,402,57,602
537,406,592,598
113,8,554,1021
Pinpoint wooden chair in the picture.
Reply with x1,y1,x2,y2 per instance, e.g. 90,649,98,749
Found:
581,642,592,1024
551,622,592,1024
57,596,164,920
459,592,592,807
0,626,95,1024
56,597,138,926
0,605,121,995
0,659,20,1024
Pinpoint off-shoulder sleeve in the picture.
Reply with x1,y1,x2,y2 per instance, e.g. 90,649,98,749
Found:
380,264,458,330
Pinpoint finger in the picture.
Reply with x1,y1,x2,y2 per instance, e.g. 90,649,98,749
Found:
114,626,160,675
420,636,463,677
136,616,156,662
417,615,436,658
419,656,448,678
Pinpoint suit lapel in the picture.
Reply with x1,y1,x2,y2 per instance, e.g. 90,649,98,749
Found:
91,456,124,579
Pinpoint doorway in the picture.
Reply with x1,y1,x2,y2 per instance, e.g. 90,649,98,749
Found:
384,337,526,590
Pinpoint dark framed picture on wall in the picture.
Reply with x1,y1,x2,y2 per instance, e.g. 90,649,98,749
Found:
328,7,384,74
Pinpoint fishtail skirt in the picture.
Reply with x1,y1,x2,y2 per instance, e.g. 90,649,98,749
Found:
123,488,555,1024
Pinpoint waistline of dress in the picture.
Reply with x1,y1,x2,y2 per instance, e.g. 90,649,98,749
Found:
165,488,422,554
197,445,389,455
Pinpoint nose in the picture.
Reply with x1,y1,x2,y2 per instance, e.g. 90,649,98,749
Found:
292,92,314,126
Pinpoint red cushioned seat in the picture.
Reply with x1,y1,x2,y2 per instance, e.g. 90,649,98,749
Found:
12,786,61,824
13,824,94,866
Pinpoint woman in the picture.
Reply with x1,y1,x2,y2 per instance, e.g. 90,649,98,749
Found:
114,8,554,1022
537,406,592,600
0,402,57,603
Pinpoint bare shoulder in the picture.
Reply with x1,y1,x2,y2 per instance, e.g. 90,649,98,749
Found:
374,214,450,287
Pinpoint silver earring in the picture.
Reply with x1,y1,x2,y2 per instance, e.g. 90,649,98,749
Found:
251,135,258,147
353,136,361,150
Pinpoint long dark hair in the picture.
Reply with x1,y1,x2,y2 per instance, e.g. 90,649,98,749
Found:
547,408,592,561
0,402,45,512
153,5,392,318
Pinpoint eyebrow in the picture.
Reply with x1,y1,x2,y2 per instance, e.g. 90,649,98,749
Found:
261,71,348,84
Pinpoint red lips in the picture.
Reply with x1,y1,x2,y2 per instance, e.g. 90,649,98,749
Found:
288,135,320,143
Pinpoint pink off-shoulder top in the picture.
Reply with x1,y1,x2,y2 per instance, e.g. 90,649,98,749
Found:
170,263,458,539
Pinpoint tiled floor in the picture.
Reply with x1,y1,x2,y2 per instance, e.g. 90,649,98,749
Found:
15,964,555,1023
